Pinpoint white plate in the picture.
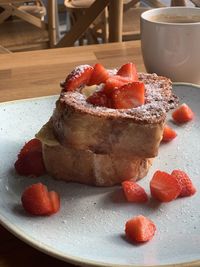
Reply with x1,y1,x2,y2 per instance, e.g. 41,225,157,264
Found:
0,84,200,267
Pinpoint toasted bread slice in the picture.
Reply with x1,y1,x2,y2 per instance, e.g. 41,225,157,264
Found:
52,73,178,158
37,121,153,186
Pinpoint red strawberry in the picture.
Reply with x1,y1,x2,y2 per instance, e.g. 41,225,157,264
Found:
87,63,109,86
15,138,46,177
117,62,138,81
48,191,61,214
122,181,148,203
64,65,94,91
162,125,177,142
19,138,42,157
103,75,131,96
111,81,145,109
86,91,109,107
150,171,181,202
125,215,156,243
172,103,194,123
21,183,60,216
171,170,196,197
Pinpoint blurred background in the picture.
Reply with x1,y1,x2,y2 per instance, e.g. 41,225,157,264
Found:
0,0,198,54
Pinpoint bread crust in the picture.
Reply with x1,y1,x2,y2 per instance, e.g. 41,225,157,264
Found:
37,121,153,186
42,143,153,187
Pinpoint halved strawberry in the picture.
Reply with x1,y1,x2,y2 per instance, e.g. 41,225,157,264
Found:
64,65,94,91
87,63,109,86
117,62,138,81
162,125,177,142
111,81,145,109
122,181,148,203
21,183,60,216
86,91,109,107
172,103,194,123
103,75,132,96
15,138,46,177
19,138,42,157
48,191,61,214
125,215,156,243
150,171,181,202
171,170,196,197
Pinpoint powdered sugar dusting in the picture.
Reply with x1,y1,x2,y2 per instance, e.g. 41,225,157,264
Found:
107,69,117,76
66,64,92,81
61,72,178,123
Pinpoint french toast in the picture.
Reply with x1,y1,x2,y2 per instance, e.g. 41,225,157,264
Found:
36,63,178,186
36,121,153,186
52,72,178,158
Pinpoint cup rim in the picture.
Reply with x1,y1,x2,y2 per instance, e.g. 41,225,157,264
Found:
141,7,200,25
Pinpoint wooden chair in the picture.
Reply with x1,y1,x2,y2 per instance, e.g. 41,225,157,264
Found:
64,0,108,45
0,45,12,54
0,0,59,52
57,0,193,48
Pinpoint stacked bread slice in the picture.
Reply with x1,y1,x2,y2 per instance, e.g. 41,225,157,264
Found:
36,65,178,186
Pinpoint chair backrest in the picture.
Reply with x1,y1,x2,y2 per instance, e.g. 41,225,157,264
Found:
0,0,59,51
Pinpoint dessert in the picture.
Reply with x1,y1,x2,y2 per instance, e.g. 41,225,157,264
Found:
52,72,178,158
36,62,178,186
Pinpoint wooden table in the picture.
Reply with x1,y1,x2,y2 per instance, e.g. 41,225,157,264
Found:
0,40,144,267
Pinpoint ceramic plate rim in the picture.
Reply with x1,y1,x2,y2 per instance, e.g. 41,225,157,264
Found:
0,82,200,267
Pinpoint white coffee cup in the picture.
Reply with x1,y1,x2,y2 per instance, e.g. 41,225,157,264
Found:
140,7,200,84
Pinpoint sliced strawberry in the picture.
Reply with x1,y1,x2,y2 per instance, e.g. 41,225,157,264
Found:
19,138,42,158
172,103,194,123
125,215,156,243
49,191,61,214
103,75,132,96
171,170,196,197
117,62,138,81
21,183,60,216
64,65,94,91
150,171,181,202
15,151,45,177
111,81,145,109
86,91,109,107
122,181,148,203
162,125,177,142
87,63,109,86
15,139,46,177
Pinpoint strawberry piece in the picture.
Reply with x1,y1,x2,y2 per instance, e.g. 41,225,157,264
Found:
162,125,177,142
150,171,181,202
87,63,109,86
15,151,45,177
122,181,148,203
171,170,196,197
49,191,61,214
172,103,194,123
111,81,145,109
21,183,60,216
19,138,42,157
86,91,109,107
103,75,131,96
64,65,94,91
117,62,138,81
125,215,156,243
14,138,46,177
